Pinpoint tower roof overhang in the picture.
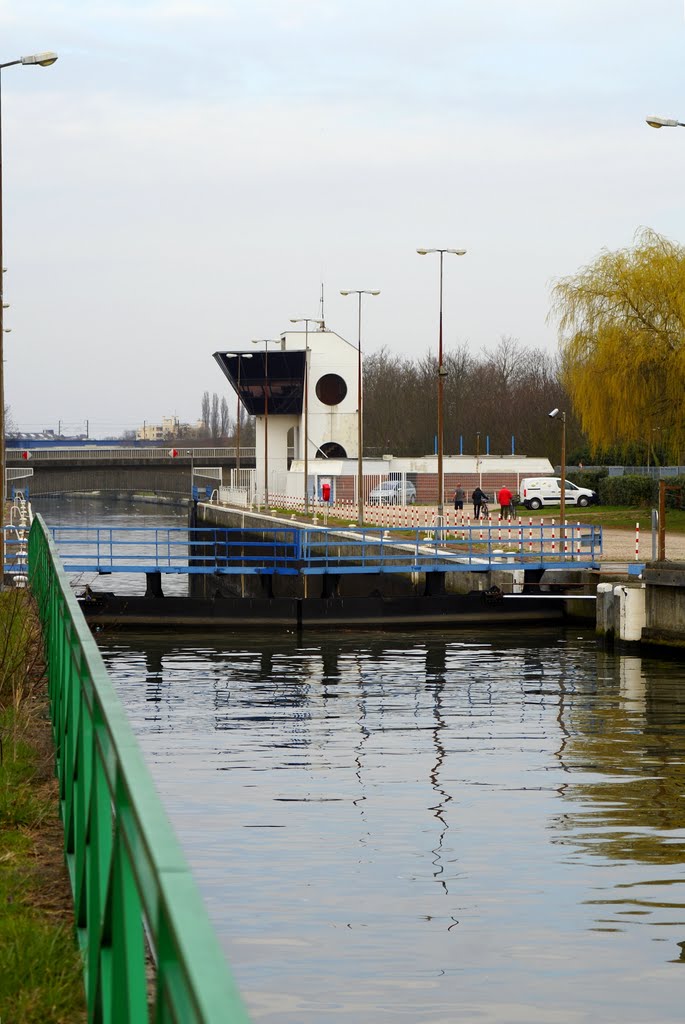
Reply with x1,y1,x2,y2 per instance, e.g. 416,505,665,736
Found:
213,350,306,416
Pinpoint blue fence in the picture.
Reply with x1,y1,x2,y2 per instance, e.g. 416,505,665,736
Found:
40,522,603,575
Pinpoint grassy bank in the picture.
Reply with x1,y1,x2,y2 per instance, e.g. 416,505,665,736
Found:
0,588,85,1024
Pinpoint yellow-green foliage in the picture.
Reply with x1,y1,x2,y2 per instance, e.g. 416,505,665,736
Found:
550,228,685,459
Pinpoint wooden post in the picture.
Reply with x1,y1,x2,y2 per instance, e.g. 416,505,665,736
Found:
658,480,666,562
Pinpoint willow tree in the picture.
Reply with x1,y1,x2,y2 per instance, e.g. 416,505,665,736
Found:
550,228,685,462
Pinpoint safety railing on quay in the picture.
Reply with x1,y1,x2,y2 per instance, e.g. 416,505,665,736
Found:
45,520,603,575
27,515,252,1024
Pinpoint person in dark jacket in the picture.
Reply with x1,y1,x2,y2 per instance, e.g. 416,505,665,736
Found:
472,486,487,520
454,484,465,511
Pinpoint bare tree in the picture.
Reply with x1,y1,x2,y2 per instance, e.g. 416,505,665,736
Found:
210,393,220,440
220,396,230,438
201,391,211,434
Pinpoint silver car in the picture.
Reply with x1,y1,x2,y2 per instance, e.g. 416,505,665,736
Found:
368,480,417,505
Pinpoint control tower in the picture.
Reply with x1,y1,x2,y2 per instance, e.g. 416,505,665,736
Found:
213,327,359,498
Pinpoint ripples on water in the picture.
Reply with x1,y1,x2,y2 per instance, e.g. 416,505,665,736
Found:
98,630,685,1024
38,498,685,1022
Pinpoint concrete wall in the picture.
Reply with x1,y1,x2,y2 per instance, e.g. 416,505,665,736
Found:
642,562,685,649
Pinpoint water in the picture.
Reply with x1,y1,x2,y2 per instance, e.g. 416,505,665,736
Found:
96,631,685,1024
39,497,685,1022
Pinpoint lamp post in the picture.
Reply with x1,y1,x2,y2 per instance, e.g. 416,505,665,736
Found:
0,51,57,584
548,408,566,524
225,352,252,478
340,289,380,525
417,247,466,519
290,317,324,514
252,339,281,510
646,115,685,129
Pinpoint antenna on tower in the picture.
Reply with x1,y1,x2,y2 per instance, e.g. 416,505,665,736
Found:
319,282,326,329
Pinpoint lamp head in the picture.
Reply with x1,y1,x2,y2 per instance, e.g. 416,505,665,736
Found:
646,116,679,128
548,408,559,419
416,249,429,255
21,51,58,66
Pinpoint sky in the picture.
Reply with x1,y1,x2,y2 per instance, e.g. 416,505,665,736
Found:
2,0,685,437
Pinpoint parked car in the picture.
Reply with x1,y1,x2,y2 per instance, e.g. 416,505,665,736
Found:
519,476,598,511
368,479,417,505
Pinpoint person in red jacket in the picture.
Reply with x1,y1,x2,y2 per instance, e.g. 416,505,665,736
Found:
498,484,513,520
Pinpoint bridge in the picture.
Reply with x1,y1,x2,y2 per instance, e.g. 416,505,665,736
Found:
6,445,255,496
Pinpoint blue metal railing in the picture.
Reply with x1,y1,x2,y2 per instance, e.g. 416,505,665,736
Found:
35,522,603,575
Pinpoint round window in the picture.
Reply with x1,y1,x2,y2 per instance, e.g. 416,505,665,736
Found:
315,373,347,406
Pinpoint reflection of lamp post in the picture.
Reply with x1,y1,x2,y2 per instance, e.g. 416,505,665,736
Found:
290,317,324,514
646,115,685,128
340,289,380,526
0,50,58,583
417,247,467,519
252,339,281,510
549,408,566,524
225,352,252,476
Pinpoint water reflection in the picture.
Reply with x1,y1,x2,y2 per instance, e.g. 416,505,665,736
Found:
96,628,685,1023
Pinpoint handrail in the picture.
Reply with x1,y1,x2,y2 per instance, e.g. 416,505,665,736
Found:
27,515,252,1024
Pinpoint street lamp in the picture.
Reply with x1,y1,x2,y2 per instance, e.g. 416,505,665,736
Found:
646,115,685,128
549,408,566,524
0,51,58,584
252,339,281,510
290,317,324,514
417,247,467,519
340,289,380,525
224,352,252,476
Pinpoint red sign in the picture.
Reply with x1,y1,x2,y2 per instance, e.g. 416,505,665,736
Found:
21,450,31,460
168,448,179,458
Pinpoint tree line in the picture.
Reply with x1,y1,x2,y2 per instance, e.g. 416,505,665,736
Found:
361,337,577,464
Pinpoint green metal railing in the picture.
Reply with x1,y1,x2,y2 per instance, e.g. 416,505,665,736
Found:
28,514,252,1024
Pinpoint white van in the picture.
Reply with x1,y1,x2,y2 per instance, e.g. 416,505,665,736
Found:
519,477,597,511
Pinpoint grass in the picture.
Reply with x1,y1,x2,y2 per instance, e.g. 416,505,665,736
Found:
0,590,86,1024
266,504,685,533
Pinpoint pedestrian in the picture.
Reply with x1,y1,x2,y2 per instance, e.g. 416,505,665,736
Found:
472,486,487,520
497,484,513,520
453,484,465,511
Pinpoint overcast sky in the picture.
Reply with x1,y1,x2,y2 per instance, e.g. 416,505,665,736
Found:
3,0,685,436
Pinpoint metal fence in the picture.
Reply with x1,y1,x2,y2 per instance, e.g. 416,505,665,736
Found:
7,446,255,461
28,515,252,1024
45,521,603,574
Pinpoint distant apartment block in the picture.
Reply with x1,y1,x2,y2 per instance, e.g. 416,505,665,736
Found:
135,416,180,441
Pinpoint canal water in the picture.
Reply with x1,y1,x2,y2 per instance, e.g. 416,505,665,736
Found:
37,497,685,1023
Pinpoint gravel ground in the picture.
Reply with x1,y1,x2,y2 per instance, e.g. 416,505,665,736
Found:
601,527,685,563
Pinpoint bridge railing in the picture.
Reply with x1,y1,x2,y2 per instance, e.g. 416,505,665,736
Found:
8,446,255,461
45,522,603,574
27,514,252,1024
